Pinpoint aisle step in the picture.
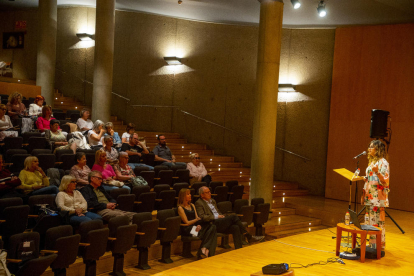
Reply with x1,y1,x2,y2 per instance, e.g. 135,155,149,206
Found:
271,208,296,217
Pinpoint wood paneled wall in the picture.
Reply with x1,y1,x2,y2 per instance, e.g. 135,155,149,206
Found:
325,24,414,212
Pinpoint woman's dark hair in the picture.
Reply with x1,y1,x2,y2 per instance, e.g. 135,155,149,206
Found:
50,119,60,126
126,123,135,132
76,152,86,162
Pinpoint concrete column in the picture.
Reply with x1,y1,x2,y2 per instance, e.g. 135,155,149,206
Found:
36,0,57,107
92,0,115,122
250,0,284,203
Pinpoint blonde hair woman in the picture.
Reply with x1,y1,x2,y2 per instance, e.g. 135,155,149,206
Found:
362,140,390,250
18,156,59,195
177,188,217,259
7,92,26,119
91,150,129,192
56,175,102,226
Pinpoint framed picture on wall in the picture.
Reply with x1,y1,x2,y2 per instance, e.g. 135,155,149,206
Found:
2,32,25,49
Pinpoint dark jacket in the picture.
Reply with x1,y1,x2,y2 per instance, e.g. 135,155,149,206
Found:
195,198,222,222
79,184,116,212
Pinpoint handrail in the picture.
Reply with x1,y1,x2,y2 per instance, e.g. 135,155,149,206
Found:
53,69,310,162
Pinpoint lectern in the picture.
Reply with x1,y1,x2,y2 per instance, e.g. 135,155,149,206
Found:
334,168,364,212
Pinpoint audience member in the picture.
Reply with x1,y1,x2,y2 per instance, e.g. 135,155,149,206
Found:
177,188,217,259
36,105,58,133
6,92,26,119
28,95,44,117
45,119,77,153
70,152,91,186
187,153,212,185
120,133,154,170
76,108,93,132
102,136,118,165
18,156,59,195
56,175,102,226
121,123,135,143
91,150,130,191
88,120,105,149
153,134,186,168
0,154,25,200
0,104,18,141
195,186,264,249
113,152,138,186
104,122,122,149
80,170,135,222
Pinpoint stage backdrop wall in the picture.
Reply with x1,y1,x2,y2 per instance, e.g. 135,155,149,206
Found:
325,24,414,212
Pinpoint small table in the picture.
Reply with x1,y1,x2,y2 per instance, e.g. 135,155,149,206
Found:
336,223,382,263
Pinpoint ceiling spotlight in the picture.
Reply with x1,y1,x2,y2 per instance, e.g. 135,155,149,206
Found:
317,1,326,17
178,0,182,4
290,0,301,9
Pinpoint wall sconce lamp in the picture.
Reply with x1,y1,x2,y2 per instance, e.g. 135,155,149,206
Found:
76,33,94,41
278,84,296,92
164,56,182,65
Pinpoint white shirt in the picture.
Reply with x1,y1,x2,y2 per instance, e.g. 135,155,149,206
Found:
55,190,88,214
88,130,103,146
0,115,13,130
122,132,130,142
29,103,42,116
77,118,93,130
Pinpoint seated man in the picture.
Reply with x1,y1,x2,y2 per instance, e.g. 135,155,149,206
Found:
152,134,186,168
80,170,135,222
120,133,154,170
195,186,264,249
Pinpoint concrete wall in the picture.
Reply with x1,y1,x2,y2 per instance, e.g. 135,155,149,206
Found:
0,7,335,196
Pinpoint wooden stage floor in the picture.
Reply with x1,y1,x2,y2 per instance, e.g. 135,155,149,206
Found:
97,196,414,276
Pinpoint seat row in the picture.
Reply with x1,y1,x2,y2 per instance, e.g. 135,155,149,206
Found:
0,195,270,276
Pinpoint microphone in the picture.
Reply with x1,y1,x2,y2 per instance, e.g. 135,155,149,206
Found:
353,151,366,159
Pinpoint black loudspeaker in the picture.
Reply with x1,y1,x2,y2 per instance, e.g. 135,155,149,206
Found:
370,109,389,139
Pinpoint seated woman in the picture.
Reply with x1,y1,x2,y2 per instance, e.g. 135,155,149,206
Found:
121,123,135,143
91,150,130,191
70,152,91,187
76,108,93,132
177,188,217,259
104,122,122,149
102,136,118,165
187,153,212,185
0,104,18,142
36,105,59,133
88,120,105,150
45,119,77,153
55,175,102,226
113,152,137,187
18,156,59,195
6,92,26,120
0,154,25,200
29,95,44,117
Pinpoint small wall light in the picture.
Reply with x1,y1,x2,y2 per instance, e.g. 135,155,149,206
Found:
164,56,182,65
76,33,94,41
290,0,301,9
278,84,296,92
317,1,326,17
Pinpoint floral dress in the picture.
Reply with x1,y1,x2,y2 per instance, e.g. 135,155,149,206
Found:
363,158,390,249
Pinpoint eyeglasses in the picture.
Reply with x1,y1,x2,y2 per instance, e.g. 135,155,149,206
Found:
194,157,200,160
92,176,103,181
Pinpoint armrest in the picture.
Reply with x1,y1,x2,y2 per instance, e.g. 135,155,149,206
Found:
237,214,243,217
134,201,142,204
228,192,234,195
155,199,162,202
0,220,5,223
79,243,90,247
108,237,116,241
22,143,29,146
172,177,179,179
253,212,261,214
28,215,39,218
211,194,217,196
180,224,188,226
40,250,58,255
7,259,22,263
154,178,160,180
55,162,63,165
158,228,167,231
136,232,145,236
